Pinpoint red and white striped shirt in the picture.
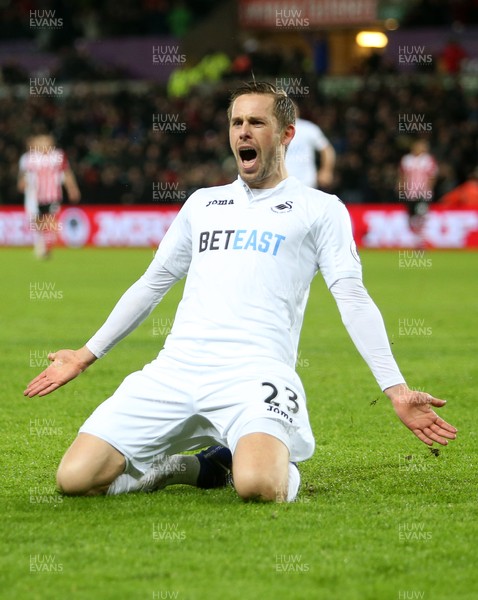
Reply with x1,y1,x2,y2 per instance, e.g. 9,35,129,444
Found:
19,148,68,205
400,152,438,201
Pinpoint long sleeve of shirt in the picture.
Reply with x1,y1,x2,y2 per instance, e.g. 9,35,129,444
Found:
85,263,180,359
330,277,405,391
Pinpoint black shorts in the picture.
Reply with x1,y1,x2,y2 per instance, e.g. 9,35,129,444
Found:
406,200,429,218
38,203,60,217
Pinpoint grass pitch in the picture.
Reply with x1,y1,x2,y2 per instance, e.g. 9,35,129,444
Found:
1,247,477,600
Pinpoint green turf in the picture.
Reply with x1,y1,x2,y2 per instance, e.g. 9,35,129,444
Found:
1,248,477,600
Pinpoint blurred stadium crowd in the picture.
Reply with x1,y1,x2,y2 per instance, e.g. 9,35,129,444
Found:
0,0,221,44
1,0,478,206
3,0,478,43
2,74,477,206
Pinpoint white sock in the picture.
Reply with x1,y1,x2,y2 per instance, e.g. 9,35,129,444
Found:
106,455,200,495
148,455,200,487
106,474,142,495
287,463,301,502
34,232,46,258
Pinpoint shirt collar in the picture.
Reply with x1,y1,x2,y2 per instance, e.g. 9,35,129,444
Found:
236,175,292,202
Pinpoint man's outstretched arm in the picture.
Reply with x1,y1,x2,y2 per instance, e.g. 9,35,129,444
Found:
24,265,179,398
330,277,457,446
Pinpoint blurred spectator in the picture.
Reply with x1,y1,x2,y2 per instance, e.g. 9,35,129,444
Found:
434,161,460,198
0,61,29,84
440,167,478,208
168,1,193,37
440,38,468,74
336,152,368,204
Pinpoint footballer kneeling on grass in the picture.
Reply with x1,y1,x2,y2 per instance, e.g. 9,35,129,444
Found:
24,82,457,502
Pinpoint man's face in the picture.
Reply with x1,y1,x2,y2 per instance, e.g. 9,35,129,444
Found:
412,140,428,155
229,94,294,189
34,135,54,153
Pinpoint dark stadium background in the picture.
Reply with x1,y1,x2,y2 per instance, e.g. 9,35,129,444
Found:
1,0,478,245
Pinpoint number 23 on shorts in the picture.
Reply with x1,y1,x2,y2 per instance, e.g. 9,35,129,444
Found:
261,381,299,423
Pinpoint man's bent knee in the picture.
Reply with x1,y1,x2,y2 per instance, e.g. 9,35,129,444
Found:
56,433,125,496
232,432,290,502
233,470,288,502
56,462,97,496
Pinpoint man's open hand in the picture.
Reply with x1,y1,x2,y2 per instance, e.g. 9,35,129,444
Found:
385,384,457,446
24,347,96,398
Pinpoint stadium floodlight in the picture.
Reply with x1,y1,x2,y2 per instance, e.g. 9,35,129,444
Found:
356,31,388,49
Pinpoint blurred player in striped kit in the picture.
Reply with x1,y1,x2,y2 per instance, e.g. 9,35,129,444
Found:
398,138,438,247
18,134,81,258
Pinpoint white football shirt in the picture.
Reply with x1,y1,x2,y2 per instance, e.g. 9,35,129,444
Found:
285,118,330,188
152,175,362,368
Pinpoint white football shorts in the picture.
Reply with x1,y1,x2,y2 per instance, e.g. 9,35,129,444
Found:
79,354,316,477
